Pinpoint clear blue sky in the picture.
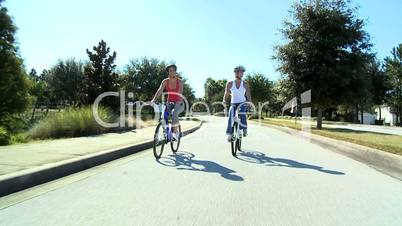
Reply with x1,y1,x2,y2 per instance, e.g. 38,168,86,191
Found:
5,0,402,97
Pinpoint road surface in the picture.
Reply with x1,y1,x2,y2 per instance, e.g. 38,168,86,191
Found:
1,116,402,226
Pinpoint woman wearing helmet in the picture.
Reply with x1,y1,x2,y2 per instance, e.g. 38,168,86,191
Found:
223,65,252,141
151,64,185,140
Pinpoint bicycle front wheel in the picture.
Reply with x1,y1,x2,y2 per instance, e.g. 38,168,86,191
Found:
236,134,242,152
231,122,238,157
170,125,181,153
153,122,165,159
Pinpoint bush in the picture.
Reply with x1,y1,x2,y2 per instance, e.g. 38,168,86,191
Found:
11,133,29,143
248,114,263,120
0,127,11,145
0,112,31,134
29,106,116,139
375,120,384,125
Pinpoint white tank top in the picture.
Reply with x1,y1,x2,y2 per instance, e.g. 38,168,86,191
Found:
230,80,247,104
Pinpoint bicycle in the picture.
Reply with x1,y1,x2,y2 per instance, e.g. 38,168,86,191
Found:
152,102,182,159
227,103,250,157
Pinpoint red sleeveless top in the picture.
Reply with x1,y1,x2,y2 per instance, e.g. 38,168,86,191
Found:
165,79,182,102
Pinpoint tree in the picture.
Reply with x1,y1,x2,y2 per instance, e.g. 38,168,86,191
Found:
203,78,227,113
244,73,274,115
122,57,167,101
181,77,196,105
351,57,387,124
204,77,227,103
274,0,372,129
384,44,402,126
28,68,47,105
271,77,296,116
28,69,39,82
81,40,120,109
367,58,387,123
122,57,195,104
46,58,85,105
0,0,31,128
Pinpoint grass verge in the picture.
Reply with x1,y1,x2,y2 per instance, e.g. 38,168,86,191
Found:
254,118,402,156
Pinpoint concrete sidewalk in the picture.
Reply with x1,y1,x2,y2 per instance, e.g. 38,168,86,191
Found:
0,119,200,187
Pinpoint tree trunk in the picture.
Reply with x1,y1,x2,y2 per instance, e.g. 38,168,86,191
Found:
399,107,402,127
355,104,359,123
31,102,37,121
379,107,382,121
46,102,49,116
360,104,364,124
317,107,323,129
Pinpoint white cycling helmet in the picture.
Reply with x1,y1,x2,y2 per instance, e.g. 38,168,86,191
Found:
234,65,246,72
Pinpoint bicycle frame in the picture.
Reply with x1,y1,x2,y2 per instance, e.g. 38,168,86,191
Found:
230,106,244,139
155,102,176,141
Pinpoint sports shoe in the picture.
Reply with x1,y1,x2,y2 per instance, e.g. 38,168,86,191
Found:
172,131,179,141
227,134,232,142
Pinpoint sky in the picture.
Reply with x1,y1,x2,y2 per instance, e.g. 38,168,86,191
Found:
5,0,402,97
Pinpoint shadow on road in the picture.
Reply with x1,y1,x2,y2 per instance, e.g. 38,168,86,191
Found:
156,151,244,181
324,127,391,136
237,150,345,175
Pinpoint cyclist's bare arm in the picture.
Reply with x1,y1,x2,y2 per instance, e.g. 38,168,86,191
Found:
179,79,183,96
223,81,232,103
151,79,168,102
244,81,252,103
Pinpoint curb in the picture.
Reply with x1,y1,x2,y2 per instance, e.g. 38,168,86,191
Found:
251,121,402,181
0,120,203,197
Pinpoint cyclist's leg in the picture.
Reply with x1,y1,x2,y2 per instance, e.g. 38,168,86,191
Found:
164,103,174,125
172,102,184,132
238,103,247,129
239,103,248,134
226,103,237,135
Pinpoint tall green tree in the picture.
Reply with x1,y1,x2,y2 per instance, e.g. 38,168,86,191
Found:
384,44,402,126
271,77,296,116
122,57,195,104
245,73,274,115
367,58,387,122
181,76,196,105
82,40,120,109
46,58,85,105
274,0,372,128
28,68,47,105
204,78,227,103
203,78,227,113
122,57,167,101
337,57,387,124
0,0,31,127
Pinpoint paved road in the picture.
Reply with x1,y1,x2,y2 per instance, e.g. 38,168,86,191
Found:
1,116,402,226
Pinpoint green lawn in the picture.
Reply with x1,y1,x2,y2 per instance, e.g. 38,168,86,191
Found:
255,118,402,156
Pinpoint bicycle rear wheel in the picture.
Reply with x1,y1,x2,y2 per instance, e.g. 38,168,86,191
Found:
231,122,238,156
153,122,165,159
170,125,181,153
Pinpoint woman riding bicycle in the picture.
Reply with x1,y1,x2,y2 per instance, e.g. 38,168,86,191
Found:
223,65,252,141
151,64,184,140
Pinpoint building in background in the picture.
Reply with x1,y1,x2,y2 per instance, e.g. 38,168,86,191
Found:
376,106,397,126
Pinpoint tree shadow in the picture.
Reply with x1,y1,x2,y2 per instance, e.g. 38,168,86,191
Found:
323,128,390,136
237,150,345,175
156,151,244,181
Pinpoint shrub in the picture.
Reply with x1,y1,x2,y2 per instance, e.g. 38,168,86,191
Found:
29,106,116,139
0,127,11,145
248,114,263,120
